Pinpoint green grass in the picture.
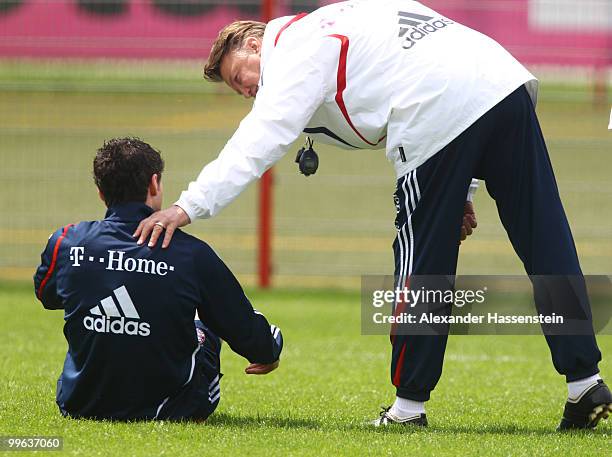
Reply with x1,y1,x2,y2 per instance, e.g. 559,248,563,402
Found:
1,60,611,453
1,60,612,286
0,282,610,456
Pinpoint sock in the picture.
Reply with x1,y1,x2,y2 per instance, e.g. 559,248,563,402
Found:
568,374,601,401
389,396,425,418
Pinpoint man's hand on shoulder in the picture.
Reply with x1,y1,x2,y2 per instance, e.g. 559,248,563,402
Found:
134,205,191,249
245,360,280,375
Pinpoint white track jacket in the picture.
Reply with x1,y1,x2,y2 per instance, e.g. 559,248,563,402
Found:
176,0,538,221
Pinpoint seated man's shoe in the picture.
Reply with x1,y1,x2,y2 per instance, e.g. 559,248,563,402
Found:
372,406,428,427
558,379,612,431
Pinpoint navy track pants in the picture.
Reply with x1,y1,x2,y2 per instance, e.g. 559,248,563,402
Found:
390,86,602,401
155,321,222,420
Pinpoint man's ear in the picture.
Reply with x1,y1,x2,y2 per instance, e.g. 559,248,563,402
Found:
245,36,261,53
149,174,161,196
98,189,106,204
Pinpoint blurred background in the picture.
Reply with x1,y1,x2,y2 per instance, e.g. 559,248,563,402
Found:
1,0,611,289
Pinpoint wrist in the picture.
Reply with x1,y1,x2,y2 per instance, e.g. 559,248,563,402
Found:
173,204,191,225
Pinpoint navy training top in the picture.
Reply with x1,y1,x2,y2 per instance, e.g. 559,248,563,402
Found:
34,203,283,420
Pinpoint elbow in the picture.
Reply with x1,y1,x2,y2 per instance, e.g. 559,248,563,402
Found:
40,295,63,310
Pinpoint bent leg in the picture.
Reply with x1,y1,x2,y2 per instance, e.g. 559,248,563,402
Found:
194,320,222,413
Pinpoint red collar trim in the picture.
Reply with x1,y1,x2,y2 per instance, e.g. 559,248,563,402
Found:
274,12,308,47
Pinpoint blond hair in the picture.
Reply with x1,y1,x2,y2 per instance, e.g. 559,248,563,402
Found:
204,20,267,82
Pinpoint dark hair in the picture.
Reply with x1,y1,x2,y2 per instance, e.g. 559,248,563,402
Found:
93,137,164,207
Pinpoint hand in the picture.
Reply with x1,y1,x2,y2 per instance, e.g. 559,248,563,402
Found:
459,201,477,244
245,360,279,375
133,205,191,249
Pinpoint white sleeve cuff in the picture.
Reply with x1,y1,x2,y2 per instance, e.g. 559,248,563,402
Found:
466,178,479,202
174,197,199,223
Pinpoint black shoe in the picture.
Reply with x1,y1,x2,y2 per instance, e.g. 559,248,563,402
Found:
558,379,612,430
372,406,428,427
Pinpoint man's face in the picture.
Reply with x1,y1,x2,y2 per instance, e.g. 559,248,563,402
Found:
219,37,262,99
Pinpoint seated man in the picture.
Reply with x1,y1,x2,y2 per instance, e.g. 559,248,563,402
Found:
34,137,283,420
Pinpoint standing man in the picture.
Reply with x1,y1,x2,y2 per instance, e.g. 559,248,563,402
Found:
35,138,282,420
135,1,610,429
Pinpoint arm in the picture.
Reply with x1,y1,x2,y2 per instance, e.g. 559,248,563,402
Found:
34,226,71,310
175,42,334,221
135,37,338,247
195,243,283,367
